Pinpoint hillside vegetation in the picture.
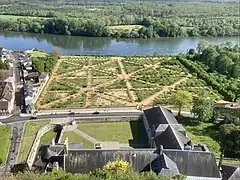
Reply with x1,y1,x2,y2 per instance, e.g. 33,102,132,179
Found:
0,0,238,38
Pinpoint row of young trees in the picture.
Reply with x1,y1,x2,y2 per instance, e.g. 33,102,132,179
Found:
177,56,239,102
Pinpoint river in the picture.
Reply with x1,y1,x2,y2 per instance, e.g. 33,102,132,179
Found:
0,31,239,55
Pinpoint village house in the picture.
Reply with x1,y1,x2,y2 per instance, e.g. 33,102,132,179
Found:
0,81,14,114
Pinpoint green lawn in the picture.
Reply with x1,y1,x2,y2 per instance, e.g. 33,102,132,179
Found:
40,130,57,145
17,120,50,163
0,14,40,20
29,50,48,57
183,119,220,156
183,118,240,165
77,122,133,144
0,125,12,166
62,131,93,149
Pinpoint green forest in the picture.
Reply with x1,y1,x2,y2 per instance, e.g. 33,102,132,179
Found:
0,0,239,38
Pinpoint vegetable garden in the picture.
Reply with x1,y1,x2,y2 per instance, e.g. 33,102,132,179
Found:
37,55,222,109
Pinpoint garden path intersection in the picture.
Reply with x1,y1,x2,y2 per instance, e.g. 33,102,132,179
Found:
36,56,211,109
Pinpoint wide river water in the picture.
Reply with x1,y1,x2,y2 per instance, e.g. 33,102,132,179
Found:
0,31,239,55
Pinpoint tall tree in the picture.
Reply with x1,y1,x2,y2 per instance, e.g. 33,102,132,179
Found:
169,90,192,119
191,96,214,122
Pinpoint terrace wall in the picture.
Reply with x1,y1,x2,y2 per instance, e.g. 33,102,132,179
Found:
27,124,55,168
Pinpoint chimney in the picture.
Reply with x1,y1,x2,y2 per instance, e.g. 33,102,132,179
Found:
159,145,163,155
52,138,55,146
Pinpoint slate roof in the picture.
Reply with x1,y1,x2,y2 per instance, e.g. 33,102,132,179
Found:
143,107,193,150
64,149,221,179
154,125,189,150
39,72,47,80
27,72,39,78
0,82,13,110
0,101,8,110
150,152,180,175
221,165,240,180
143,107,178,128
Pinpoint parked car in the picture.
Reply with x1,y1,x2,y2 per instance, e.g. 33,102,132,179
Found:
69,112,76,115
92,111,99,115
30,116,37,120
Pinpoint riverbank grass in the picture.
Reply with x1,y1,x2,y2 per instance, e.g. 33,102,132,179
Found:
108,25,143,31
29,50,48,57
17,120,50,163
0,125,11,166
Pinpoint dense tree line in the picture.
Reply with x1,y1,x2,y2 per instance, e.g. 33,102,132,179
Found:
0,1,238,38
177,56,239,101
31,55,58,74
0,16,238,38
192,43,240,78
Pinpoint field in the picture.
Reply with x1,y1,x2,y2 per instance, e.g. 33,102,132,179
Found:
37,56,221,109
17,120,50,163
0,125,11,166
0,15,44,21
108,25,143,31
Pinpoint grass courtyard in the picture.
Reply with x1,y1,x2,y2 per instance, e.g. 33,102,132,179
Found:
0,125,12,166
37,55,221,109
17,120,50,163
77,122,133,144
62,131,93,149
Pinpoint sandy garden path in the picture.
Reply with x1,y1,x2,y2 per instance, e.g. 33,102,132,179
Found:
140,74,192,106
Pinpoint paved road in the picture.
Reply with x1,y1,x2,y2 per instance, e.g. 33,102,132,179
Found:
3,122,24,173
0,111,143,124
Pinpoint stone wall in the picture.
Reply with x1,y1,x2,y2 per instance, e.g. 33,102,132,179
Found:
27,124,55,168
33,74,49,104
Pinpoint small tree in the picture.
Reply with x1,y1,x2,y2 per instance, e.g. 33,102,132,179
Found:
169,90,192,119
191,96,214,122
52,47,62,59
218,123,240,167
197,40,210,53
0,69,9,82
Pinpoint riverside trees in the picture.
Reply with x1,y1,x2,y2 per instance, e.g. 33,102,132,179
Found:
0,1,239,38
